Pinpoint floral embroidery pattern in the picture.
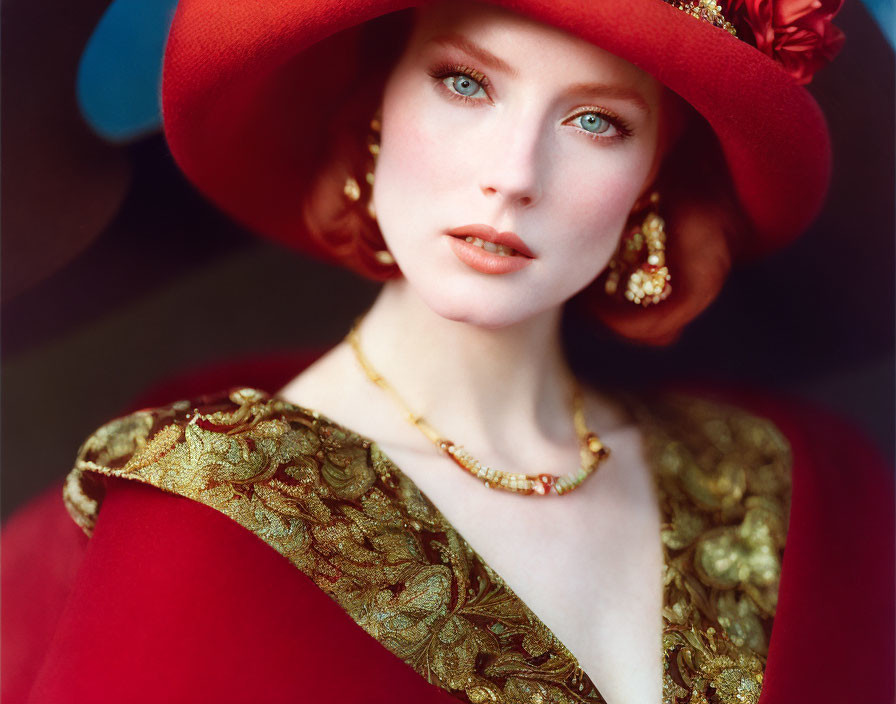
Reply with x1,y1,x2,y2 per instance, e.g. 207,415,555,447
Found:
65,387,791,704
629,394,792,702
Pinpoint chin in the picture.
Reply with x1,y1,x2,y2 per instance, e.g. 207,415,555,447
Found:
413,278,549,330
432,304,525,330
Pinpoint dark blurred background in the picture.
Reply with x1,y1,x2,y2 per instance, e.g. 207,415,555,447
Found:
2,0,894,520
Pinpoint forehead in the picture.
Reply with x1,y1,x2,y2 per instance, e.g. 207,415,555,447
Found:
405,1,659,91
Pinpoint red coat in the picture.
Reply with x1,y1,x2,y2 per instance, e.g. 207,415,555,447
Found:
3,378,893,703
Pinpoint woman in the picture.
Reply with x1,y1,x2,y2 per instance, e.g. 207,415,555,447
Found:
20,1,892,703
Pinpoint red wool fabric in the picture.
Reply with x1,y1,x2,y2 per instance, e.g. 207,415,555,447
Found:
22,482,459,704
161,0,832,268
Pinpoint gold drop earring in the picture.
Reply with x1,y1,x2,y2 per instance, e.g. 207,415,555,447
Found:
343,111,394,266
604,191,671,306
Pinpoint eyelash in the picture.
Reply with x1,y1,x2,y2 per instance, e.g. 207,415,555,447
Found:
567,108,633,141
427,62,491,104
426,62,633,142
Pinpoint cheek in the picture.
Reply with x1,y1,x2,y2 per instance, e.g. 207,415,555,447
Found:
376,84,458,196
552,153,649,252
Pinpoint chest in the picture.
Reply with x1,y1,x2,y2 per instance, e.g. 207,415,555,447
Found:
378,429,664,703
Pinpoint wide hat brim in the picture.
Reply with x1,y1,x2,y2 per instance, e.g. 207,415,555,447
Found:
162,0,832,263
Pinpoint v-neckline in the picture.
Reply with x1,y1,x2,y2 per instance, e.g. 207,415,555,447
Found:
266,388,795,704
273,392,660,704
68,386,794,704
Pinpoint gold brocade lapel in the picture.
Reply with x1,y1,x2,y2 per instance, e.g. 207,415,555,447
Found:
626,394,793,703
65,387,792,704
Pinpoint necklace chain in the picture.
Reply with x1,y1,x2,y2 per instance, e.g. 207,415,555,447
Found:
345,317,610,496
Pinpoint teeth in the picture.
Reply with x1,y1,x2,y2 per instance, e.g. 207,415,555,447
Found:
462,236,516,257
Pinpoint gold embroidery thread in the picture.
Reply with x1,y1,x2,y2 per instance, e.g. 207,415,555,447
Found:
65,387,791,704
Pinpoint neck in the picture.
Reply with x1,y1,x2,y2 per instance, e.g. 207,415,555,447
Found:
353,278,576,453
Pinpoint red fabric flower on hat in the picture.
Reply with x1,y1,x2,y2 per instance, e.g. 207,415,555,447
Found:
731,0,845,84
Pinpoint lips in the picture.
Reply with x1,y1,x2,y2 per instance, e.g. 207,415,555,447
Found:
445,225,535,259
444,224,535,275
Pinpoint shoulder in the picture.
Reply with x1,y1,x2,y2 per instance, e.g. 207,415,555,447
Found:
628,391,893,700
635,384,891,479
28,481,452,704
652,389,894,701
633,384,893,543
630,389,794,507
65,386,381,536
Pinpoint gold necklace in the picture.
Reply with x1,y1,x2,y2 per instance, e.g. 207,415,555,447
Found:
346,317,610,496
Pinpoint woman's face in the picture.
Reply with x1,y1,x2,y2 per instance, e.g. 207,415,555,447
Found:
373,1,665,328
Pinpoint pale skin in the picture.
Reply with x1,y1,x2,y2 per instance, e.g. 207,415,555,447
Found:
279,3,666,701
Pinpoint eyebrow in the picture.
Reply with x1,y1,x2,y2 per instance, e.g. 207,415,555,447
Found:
428,33,519,77
425,33,651,116
564,82,651,116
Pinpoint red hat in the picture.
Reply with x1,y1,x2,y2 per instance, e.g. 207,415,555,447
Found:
161,0,842,268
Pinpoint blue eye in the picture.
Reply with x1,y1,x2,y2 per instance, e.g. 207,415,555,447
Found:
443,74,487,99
574,112,612,135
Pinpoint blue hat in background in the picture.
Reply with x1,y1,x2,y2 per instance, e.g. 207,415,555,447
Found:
77,0,178,143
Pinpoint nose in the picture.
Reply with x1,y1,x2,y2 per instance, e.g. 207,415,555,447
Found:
478,125,544,209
